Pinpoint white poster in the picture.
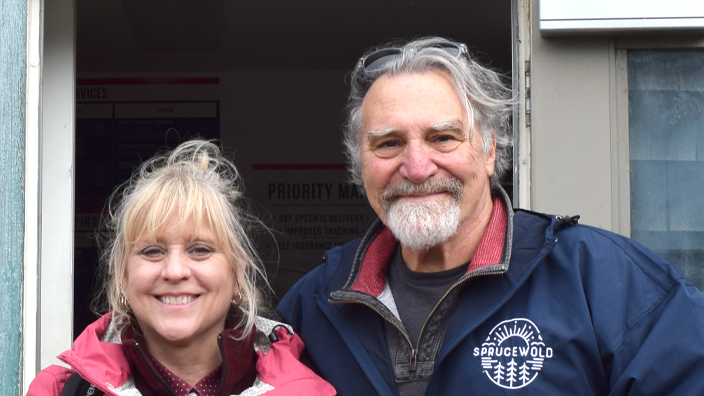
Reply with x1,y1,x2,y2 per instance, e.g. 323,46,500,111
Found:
247,164,377,294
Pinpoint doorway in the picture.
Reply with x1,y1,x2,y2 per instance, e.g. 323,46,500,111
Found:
73,0,513,336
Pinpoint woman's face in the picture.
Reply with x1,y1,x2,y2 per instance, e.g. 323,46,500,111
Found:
125,216,237,350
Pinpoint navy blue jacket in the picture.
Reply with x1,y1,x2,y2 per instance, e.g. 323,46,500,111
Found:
277,210,704,395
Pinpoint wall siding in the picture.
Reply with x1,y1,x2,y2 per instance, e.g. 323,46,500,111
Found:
0,0,26,394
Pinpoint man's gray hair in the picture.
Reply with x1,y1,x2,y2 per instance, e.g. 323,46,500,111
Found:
344,37,514,188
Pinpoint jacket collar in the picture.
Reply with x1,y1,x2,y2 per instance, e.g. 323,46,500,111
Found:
120,309,257,396
59,311,257,396
58,313,335,396
339,187,514,298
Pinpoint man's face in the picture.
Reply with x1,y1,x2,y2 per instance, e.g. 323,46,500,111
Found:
360,70,496,249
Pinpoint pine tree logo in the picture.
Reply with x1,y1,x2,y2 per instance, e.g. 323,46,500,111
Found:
475,318,553,389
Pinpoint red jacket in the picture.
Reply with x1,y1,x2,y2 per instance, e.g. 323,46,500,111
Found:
27,313,335,396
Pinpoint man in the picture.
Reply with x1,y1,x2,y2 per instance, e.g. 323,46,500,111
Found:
276,37,704,395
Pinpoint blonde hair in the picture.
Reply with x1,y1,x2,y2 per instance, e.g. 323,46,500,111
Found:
98,139,267,338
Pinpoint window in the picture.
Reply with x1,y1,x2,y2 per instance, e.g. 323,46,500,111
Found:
628,49,704,293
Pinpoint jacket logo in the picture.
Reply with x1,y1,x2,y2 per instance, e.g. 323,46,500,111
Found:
473,318,553,389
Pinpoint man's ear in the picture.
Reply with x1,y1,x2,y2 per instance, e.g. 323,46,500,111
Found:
484,133,497,177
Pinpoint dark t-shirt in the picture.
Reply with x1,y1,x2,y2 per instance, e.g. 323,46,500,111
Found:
387,247,469,346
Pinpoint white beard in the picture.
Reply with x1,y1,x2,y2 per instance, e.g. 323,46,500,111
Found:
380,178,463,250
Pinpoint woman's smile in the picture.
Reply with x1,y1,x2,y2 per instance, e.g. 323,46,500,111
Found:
157,295,199,305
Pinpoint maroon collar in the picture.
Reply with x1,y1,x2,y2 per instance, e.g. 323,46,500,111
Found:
147,356,222,396
121,309,257,396
469,194,508,272
350,194,509,297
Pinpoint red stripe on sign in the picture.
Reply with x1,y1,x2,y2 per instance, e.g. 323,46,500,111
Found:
252,164,347,170
76,78,219,85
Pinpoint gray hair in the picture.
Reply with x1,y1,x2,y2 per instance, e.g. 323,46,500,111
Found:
344,37,514,188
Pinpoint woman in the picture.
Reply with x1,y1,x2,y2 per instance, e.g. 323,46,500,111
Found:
28,140,335,396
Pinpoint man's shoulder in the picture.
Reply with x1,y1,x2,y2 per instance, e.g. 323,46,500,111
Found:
512,209,689,286
511,209,553,246
527,211,696,295
514,208,654,255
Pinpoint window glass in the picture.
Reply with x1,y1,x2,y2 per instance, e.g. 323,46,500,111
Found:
628,49,704,293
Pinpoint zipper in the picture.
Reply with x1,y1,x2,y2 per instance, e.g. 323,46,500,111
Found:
331,267,506,373
215,335,226,396
329,297,417,371
414,268,506,351
133,340,179,396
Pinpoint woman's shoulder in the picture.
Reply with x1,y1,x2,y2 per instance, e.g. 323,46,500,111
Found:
250,317,336,396
27,315,115,396
29,314,133,396
26,365,74,396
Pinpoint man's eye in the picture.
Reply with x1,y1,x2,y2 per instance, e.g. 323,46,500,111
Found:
431,135,462,152
372,139,403,158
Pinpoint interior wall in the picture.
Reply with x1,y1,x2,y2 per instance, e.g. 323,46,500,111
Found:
217,71,350,169
76,0,512,73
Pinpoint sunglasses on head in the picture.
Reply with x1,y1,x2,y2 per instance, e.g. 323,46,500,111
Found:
357,41,469,73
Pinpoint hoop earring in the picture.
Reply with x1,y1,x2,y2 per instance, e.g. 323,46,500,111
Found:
119,294,132,313
232,290,243,307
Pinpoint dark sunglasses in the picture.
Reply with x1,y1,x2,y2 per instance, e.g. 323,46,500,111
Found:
357,41,469,73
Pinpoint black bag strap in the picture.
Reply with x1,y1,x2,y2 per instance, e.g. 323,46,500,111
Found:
61,372,105,396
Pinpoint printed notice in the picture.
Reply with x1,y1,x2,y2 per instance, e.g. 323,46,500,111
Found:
248,164,377,294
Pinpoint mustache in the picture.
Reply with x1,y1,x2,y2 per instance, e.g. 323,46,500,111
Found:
379,178,463,206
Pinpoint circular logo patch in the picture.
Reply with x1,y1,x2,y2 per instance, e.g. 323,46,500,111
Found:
475,318,553,389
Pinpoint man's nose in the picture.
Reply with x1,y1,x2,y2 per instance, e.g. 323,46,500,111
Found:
162,251,191,281
398,141,438,183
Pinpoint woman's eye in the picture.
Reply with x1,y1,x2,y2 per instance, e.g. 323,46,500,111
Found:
141,247,164,258
189,245,213,257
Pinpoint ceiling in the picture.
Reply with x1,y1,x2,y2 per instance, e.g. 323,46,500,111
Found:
77,0,513,73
